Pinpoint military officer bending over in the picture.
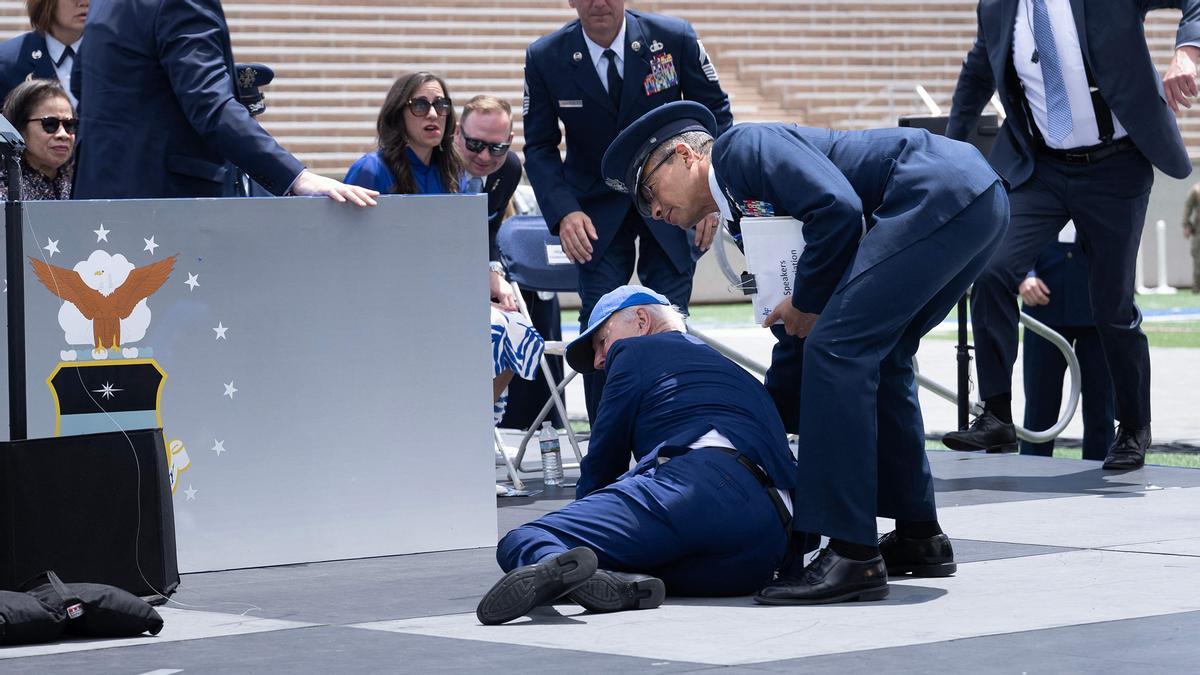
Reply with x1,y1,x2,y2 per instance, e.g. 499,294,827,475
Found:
477,285,796,625
600,102,1009,605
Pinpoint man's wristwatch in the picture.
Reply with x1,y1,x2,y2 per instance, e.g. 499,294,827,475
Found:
489,261,506,276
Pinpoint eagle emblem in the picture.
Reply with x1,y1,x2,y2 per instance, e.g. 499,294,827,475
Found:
30,254,176,352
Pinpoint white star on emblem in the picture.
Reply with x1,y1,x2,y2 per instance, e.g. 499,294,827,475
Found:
184,484,198,500
212,439,226,456
43,238,59,257
94,224,110,242
224,381,238,398
143,236,159,254
185,273,199,291
92,381,123,399
213,322,228,340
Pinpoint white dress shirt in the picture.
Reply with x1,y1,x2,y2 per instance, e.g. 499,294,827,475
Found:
43,34,81,108
581,18,627,93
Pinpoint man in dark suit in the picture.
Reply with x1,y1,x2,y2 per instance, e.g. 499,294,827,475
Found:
477,285,794,625
522,0,732,422
601,101,1008,604
72,0,375,204
1020,226,1115,461
0,0,86,106
941,0,1200,470
455,94,567,429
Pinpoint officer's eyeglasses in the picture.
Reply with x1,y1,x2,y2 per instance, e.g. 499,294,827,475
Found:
406,97,452,117
28,116,78,134
462,134,511,157
637,151,675,207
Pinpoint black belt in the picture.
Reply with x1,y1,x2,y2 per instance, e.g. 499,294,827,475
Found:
1037,137,1136,165
704,447,792,529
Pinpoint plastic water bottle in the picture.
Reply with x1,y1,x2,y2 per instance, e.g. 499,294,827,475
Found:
539,421,564,487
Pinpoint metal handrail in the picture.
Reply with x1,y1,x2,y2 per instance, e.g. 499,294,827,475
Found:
706,230,1081,444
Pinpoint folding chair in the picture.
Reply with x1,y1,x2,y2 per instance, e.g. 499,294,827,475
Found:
495,215,585,474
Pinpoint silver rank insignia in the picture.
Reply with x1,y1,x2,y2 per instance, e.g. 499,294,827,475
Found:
573,51,583,62
605,177,628,193
697,40,719,82
31,49,42,60
650,40,663,53
631,41,641,52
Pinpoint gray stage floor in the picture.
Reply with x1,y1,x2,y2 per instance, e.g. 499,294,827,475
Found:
5,451,1200,672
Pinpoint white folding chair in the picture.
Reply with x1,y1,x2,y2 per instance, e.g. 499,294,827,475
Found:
494,215,585,473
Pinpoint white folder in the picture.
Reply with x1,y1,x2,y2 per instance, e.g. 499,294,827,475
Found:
740,216,805,325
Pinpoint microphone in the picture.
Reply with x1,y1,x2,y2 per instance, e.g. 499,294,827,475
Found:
1032,49,1039,64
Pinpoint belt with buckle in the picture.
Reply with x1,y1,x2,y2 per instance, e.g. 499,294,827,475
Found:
1038,137,1136,164
704,446,792,529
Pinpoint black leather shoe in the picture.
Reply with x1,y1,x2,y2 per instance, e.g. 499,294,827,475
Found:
879,531,957,577
942,410,1017,453
753,548,888,605
1102,424,1151,470
569,570,665,613
476,547,598,625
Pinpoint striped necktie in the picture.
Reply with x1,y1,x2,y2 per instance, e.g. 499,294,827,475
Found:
1031,0,1073,142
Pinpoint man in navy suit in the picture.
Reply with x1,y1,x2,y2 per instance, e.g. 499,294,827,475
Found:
601,101,1008,604
0,0,87,106
72,0,375,204
477,285,794,625
942,0,1200,470
522,0,732,422
1020,226,1115,461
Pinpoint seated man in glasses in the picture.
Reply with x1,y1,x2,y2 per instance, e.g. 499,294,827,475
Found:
456,94,568,433
476,284,796,625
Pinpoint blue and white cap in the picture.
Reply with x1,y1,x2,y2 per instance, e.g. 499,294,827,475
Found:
566,284,671,373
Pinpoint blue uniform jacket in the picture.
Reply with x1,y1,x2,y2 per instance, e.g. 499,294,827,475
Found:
0,32,57,105
523,10,732,273
945,0,1197,188
1023,241,1095,328
576,331,796,499
73,0,304,199
712,124,1001,316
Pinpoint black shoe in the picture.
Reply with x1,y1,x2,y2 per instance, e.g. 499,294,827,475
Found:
879,531,957,577
476,547,598,625
942,410,1017,453
569,570,665,613
753,548,888,605
1102,424,1151,470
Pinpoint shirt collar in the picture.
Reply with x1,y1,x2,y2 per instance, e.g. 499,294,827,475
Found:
581,17,627,70
43,34,81,63
708,164,733,222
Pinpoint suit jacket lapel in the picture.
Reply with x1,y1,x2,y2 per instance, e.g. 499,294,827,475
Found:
568,23,617,116
620,12,652,125
1069,0,1090,63
997,0,1020,65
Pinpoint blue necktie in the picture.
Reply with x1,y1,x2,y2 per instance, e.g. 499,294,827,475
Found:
465,176,483,194
1031,0,1073,142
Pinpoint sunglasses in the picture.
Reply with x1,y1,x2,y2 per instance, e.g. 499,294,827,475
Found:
28,116,78,134
462,134,511,158
406,97,452,117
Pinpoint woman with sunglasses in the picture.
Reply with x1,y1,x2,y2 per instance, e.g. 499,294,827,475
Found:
345,71,463,195
0,78,75,200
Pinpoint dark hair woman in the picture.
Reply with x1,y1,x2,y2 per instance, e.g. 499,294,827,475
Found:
0,78,75,200
344,71,464,195
0,0,88,105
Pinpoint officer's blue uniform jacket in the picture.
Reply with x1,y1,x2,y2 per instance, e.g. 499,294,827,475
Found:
74,0,304,199
523,10,732,274
576,330,796,499
712,124,1001,316
0,32,58,105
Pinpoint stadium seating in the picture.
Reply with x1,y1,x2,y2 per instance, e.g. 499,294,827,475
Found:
0,0,1193,176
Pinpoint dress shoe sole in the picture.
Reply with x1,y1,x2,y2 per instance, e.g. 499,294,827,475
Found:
569,571,666,613
886,561,957,578
1102,458,1145,470
943,437,1017,453
753,584,889,606
476,547,598,625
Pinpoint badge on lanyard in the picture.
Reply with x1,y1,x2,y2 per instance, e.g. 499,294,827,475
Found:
643,52,679,96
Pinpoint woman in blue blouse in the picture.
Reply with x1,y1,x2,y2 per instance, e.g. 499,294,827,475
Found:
345,71,463,194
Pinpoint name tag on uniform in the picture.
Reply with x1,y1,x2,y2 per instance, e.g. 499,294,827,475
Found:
546,244,572,265
558,99,583,108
